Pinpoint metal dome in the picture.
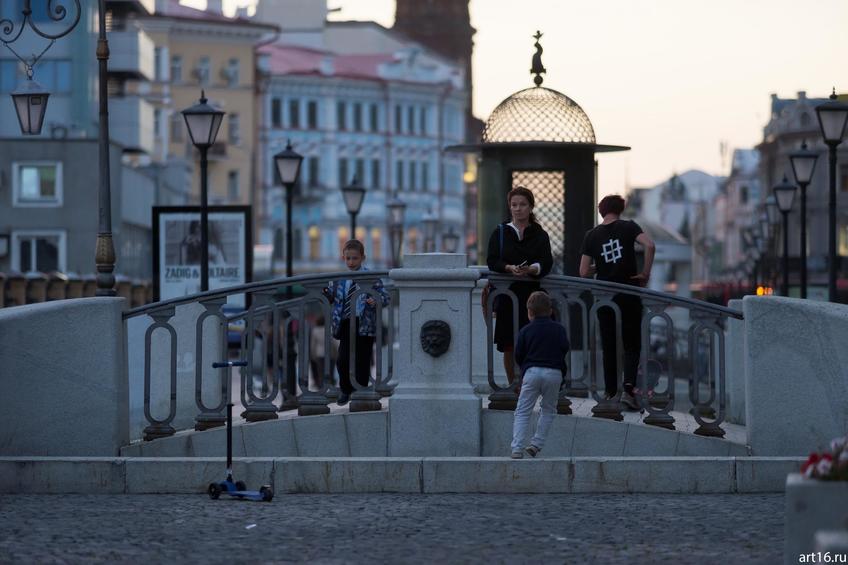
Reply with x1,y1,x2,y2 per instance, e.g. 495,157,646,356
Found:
481,86,596,144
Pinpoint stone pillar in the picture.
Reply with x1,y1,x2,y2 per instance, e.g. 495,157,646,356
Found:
388,254,481,456
745,296,848,455
725,299,745,425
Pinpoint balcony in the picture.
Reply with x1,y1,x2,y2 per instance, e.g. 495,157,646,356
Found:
108,27,155,81
109,96,155,155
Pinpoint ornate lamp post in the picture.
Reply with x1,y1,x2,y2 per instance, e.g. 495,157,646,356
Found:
387,194,407,267
182,91,225,292
815,90,848,301
3,0,82,135
789,141,819,299
421,210,438,253
273,141,303,279
341,176,366,239
773,176,798,297
442,227,460,253
3,1,119,295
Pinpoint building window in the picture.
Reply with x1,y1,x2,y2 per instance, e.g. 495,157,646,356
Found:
353,103,362,131
339,158,348,186
740,185,749,204
410,161,417,191
195,57,210,85
294,228,303,260
271,98,282,128
395,105,402,134
308,156,320,188
308,225,320,260
154,108,162,138
422,162,429,191
170,55,182,83
396,160,404,190
0,59,22,93
420,107,427,135
371,228,382,261
13,162,62,207
225,58,239,86
154,47,164,81
170,113,184,142
408,106,415,134
307,100,318,129
371,159,381,189
288,99,300,129
227,170,239,201
229,113,240,145
337,101,346,131
369,103,379,132
12,230,65,273
841,165,848,192
354,159,365,184
840,225,848,257
338,226,350,251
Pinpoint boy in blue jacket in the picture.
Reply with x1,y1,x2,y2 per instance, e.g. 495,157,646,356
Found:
510,291,570,458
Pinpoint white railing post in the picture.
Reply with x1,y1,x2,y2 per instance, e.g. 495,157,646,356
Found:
388,253,481,456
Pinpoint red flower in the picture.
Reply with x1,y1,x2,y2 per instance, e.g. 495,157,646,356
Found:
801,452,821,474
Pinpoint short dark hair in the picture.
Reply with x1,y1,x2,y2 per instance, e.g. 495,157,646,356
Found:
342,239,365,255
526,291,552,317
598,194,626,217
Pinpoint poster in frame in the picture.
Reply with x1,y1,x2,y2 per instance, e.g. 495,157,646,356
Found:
152,206,252,307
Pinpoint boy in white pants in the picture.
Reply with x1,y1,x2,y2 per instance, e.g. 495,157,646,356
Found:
510,291,570,458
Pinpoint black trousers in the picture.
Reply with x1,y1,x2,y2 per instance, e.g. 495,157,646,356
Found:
336,318,374,395
597,294,643,396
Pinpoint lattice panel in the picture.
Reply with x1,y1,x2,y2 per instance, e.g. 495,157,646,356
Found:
512,170,565,274
483,87,596,144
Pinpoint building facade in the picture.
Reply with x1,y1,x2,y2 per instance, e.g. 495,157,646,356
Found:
252,2,468,274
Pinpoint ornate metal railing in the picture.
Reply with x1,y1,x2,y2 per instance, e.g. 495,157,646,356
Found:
482,272,743,437
123,271,397,441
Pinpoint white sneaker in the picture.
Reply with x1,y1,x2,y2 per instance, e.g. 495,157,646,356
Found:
510,451,524,459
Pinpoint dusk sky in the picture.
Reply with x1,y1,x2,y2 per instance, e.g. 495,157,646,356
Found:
192,0,846,198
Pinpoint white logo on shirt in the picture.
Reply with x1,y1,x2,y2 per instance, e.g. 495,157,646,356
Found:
601,239,623,263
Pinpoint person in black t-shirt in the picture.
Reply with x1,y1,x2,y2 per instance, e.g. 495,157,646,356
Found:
579,195,655,408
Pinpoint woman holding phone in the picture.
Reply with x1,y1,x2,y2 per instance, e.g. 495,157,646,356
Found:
486,186,554,386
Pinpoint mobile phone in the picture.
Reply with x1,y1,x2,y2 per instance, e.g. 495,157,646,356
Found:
517,260,528,267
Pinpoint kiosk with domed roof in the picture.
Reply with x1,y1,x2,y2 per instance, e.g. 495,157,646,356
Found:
451,31,629,274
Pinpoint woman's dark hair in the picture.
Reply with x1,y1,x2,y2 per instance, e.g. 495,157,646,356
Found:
598,194,626,217
507,186,539,224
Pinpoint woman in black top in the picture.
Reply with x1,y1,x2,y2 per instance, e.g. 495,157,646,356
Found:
486,186,554,385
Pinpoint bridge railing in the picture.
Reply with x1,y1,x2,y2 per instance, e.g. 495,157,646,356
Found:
123,271,397,441
124,265,742,442
482,271,743,437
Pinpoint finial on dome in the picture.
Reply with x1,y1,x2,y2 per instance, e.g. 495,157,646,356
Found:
531,30,546,87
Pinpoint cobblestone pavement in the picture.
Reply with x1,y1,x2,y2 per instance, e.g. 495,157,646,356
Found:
0,493,782,564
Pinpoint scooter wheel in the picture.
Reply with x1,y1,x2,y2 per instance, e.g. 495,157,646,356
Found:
259,485,274,502
235,481,247,491
208,482,222,500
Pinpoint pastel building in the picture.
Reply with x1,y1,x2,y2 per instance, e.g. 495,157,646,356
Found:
253,2,467,273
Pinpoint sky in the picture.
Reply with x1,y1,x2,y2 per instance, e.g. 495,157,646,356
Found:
185,0,847,199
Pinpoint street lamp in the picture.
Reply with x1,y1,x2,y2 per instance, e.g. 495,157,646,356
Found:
4,0,81,135
789,141,820,299
774,175,798,297
273,141,304,279
341,176,367,239
11,75,49,135
442,227,460,253
421,210,438,253
815,90,848,301
387,193,407,267
182,91,225,292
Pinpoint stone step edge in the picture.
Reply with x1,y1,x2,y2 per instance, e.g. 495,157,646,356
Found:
0,456,803,494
